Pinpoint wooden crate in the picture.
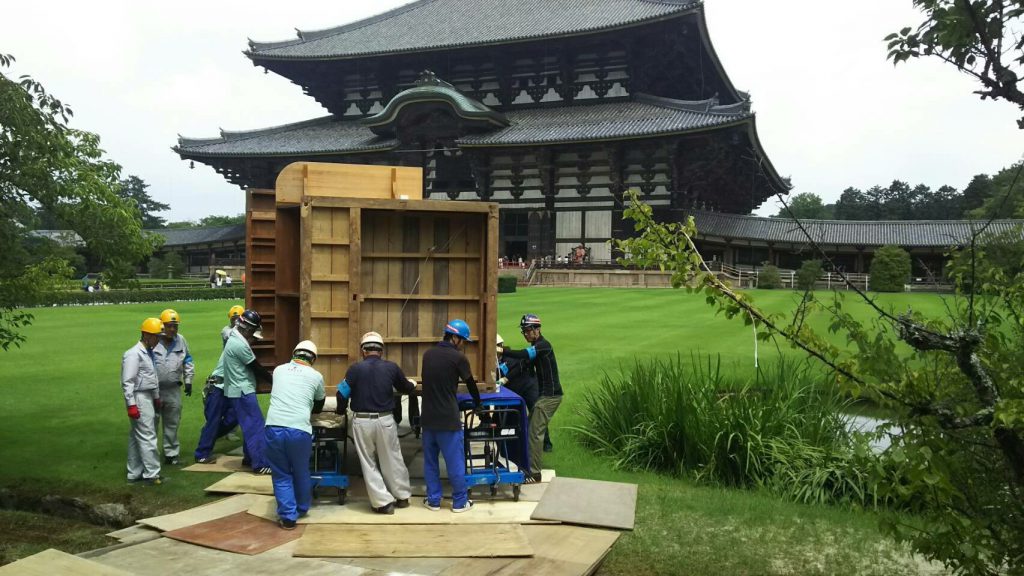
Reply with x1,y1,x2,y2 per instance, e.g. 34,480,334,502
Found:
245,163,497,394
297,197,498,393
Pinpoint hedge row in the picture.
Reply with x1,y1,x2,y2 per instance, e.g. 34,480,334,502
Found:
498,275,518,293
34,287,245,307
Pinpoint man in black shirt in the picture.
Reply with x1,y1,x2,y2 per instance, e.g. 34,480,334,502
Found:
419,319,481,513
337,332,416,515
501,313,561,482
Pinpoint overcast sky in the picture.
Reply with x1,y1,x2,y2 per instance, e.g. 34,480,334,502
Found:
1,1,1020,222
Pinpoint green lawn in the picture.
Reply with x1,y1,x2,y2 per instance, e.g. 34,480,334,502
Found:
0,289,951,574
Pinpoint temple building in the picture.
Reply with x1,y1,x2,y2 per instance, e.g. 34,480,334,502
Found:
175,0,789,263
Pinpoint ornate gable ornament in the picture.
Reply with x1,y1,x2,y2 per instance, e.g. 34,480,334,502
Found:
362,70,509,141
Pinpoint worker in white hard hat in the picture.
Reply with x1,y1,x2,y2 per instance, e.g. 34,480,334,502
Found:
264,340,326,530
336,331,416,515
123,318,165,485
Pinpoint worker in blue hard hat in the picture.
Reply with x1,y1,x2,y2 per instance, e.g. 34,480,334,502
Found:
500,313,562,483
419,319,481,513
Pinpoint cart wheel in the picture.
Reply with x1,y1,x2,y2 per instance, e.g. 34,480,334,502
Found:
490,485,497,497
513,484,521,502
338,488,347,505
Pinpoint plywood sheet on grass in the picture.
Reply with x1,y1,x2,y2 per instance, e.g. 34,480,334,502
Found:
294,524,532,558
247,495,552,525
439,525,620,576
138,493,264,532
0,548,132,576
104,523,161,544
164,512,304,555
530,477,636,530
204,471,274,495
182,455,245,473
410,481,548,502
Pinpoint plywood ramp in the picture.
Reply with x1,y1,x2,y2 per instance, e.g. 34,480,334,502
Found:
440,525,621,576
247,495,552,525
530,477,637,530
182,455,245,473
164,512,304,555
294,524,533,558
0,548,133,576
204,471,274,496
137,493,264,532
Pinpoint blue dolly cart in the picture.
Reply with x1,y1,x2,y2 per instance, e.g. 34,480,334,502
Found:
457,388,529,501
310,412,350,504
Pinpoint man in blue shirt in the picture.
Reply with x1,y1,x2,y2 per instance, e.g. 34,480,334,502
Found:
337,332,416,515
264,340,325,530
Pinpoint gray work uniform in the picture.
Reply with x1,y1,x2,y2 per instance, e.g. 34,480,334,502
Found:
153,334,194,459
220,324,233,346
122,341,161,480
342,356,416,509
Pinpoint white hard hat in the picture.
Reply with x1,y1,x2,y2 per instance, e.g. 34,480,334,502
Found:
360,331,384,349
293,340,318,358
496,333,504,346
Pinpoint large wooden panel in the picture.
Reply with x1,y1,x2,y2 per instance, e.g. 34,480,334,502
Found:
137,494,264,532
0,549,133,576
164,512,304,556
276,162,423,205
294,524,533,558
440,525,621,576
530,477,637,530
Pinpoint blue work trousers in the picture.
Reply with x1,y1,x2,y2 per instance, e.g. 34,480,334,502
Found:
264,426,312,522
230,393,269,470
422,428,468,508
194,387,238,460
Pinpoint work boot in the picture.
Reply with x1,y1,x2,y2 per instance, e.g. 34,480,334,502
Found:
195,456,218,465
279,518,297,530
395,498,410,509
142,476,164,486
373,503,395,515
452,500,474,513
165,456,180,465
422,498,441,511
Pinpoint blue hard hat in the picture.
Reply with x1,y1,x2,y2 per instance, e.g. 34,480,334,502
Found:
444,319,473,341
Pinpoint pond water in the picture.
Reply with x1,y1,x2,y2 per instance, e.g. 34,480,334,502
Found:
843,414,894,452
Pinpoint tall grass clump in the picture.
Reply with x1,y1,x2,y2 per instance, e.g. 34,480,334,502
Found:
574,353,875,506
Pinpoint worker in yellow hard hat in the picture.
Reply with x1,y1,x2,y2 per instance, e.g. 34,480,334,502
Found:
222,305,244,346
153,309,195,466
122,318,164,485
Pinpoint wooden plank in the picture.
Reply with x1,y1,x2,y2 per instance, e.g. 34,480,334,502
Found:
204,472,274,496
310,237,351,246
104,524,161,545
363,294,481,301
137,494,265,532
311,274,350,282
181,455,245,473
247,495,551,525
0,549,133,576
276,162,423,204
439,525,621,576
294,524,533,558
310,311,349,319
530,477,637,530
309,196,492,213
164,512,304,556
362,252,482,259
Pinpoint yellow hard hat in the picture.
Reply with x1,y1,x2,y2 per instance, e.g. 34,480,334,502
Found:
159,309,179,324
141,318,164,335
228,305,244,320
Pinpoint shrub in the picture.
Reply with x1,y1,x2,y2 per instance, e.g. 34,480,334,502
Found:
758,264,783,289
498,275,518,293
32,287,245,307
573,354,877,506
869,245,911,292
796,259,823,291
